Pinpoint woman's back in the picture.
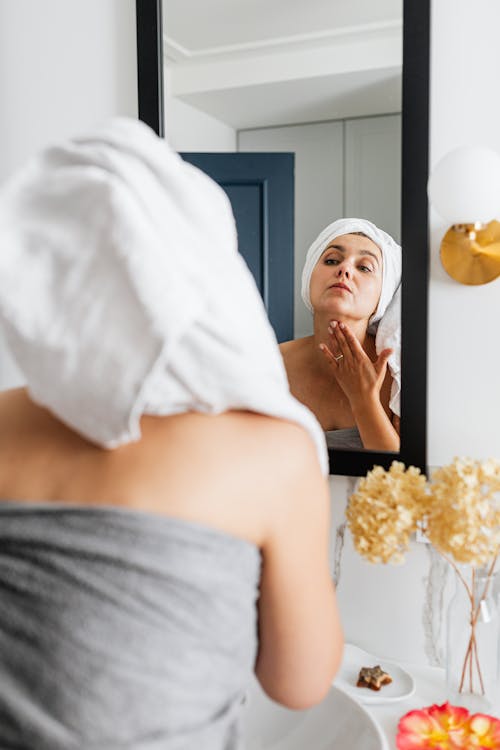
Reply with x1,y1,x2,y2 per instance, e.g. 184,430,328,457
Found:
0,389,342,749
0,388,313,546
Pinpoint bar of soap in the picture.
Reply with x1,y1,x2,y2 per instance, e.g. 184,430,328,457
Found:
356,665,393,691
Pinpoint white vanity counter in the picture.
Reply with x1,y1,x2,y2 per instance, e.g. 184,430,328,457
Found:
366,662,447,748
242,660,448,750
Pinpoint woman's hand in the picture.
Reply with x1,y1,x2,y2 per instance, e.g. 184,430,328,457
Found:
318,320,399,451
319,320,391,410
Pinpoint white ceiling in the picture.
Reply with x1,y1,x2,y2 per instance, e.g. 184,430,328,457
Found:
163,0,402,51
179,68,402,131
163,0,403,130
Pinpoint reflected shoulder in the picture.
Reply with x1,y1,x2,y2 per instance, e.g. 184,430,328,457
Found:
279,338,294,354
279,336,313,358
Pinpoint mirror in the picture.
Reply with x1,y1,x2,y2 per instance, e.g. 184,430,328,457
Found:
136,0,429,476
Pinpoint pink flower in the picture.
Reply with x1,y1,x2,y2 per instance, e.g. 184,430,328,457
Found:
397,708,446,749
428,703,470,747
396,703,500,749
467,713,500,748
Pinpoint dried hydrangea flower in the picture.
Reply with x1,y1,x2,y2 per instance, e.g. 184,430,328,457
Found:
346,461,428,564
347,457,500,569
425,457,500,566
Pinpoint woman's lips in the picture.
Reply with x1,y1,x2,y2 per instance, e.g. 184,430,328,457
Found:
329,283,351,293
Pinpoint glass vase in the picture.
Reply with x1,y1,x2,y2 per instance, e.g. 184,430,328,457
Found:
446,564,500,713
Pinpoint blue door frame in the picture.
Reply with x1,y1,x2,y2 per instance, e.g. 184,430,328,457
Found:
180,152,295,343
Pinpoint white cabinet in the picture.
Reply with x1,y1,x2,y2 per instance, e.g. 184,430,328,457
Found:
345,115,401,243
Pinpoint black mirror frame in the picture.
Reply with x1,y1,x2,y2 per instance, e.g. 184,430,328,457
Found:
136,0,164,138
136,0,430,478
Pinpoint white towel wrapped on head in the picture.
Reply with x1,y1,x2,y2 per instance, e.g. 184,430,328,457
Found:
300,217,402,417
0,117,328,472
375,285,401,417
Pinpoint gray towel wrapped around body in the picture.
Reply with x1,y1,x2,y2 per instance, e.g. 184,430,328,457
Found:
325,426,364,451
0,502,261,749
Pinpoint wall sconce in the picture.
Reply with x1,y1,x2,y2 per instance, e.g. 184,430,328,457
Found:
427,146,500,285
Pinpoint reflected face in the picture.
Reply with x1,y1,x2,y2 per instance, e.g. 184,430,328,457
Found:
309,233,383,322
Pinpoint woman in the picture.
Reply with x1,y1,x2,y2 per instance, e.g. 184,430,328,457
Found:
0,119,343,749
280,218,401,452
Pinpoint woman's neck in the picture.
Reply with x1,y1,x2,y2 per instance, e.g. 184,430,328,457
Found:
312,311,370,350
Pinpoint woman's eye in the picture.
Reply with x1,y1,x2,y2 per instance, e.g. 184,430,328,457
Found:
324,258,339,265
359,264,373,273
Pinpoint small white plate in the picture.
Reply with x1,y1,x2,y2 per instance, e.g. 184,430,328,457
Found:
334,643,416,705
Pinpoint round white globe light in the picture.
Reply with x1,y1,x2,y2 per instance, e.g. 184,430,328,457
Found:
427,146,500,225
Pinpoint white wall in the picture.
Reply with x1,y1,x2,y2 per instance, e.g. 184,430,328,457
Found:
0,0,137,184
0,0,138,387
427,0,500,466
165,71,236,152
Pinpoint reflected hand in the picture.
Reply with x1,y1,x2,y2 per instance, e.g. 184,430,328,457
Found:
319,321,392,409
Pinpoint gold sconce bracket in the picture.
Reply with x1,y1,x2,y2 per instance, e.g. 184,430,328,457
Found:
440,220,500,285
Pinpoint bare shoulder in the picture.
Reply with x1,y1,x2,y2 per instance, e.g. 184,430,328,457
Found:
0,387,70,442
279,337,314,382
146,410,323,487
143,411,328,539
0,387,34,420
279,336,312,360
226,413,329,531
242,412,324,486
279,338,295,355
0,391,326,548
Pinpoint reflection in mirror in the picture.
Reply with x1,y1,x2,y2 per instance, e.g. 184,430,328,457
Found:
160,0,428,473
234,3,403,455
279,220,401,452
